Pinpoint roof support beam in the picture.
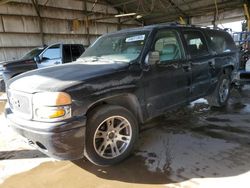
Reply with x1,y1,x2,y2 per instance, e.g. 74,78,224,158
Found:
0,0,11,5
105,0,143,25
111,0,137,8
83,0,90,46
31,0,44,45
166,0,188,17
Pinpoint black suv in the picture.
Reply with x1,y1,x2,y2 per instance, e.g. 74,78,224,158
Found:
5,24,238,166
0,43,85,92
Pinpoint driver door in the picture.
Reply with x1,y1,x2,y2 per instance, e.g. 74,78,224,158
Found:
37,44,62,68
143,29,191,117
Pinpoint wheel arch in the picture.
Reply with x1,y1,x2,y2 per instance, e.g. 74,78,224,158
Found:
86,93,144,124
222,65,234,74
12,72,22,78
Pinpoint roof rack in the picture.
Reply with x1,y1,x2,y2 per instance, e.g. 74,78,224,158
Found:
158,22,230,32
150,22,209,29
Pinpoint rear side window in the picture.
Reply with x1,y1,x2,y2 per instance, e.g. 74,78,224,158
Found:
183,30,209,58
206,30,236,54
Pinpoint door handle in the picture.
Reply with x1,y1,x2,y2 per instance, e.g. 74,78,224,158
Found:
208,61,216,70
182,64,191,72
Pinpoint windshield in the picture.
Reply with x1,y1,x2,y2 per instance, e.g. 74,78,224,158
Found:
80,31,149,63
21,47,45,60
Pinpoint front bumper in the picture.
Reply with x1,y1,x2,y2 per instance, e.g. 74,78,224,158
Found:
5,107,86,160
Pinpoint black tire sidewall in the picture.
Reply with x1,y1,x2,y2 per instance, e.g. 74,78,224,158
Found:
216,74,231,106
85,105,138,166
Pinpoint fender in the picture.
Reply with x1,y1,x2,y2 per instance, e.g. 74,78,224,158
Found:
85,93,145,124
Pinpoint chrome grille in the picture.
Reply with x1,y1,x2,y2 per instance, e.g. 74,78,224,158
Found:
8,90,32,119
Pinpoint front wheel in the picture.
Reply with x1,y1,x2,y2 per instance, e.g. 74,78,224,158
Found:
206,74,231,107
85,105,138,166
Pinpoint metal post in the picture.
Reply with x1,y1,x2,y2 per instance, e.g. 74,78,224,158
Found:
244,3,250,32
31,0,44,45
83,0,90,46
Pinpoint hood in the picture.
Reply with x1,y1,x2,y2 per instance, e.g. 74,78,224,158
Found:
8,59,129,93
1,58,36,69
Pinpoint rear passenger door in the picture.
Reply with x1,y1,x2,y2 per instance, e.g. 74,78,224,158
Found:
182,29,213,100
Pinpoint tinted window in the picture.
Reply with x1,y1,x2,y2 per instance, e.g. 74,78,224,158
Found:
71,45,83,61
206,30,236,54
154,30,183,62
183,30,209,58
63,45,72,63
43,44,61,60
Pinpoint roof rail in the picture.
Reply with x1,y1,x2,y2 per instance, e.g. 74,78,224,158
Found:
145,22,230,32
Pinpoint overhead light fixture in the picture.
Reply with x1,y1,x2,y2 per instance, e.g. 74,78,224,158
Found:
136,15,143,19
115,13,137,18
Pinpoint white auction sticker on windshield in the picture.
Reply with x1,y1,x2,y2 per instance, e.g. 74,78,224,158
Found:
125,35,145,42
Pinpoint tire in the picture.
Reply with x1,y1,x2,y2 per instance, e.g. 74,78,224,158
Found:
0,79,5,92
85,105,138,166
206,74,231,107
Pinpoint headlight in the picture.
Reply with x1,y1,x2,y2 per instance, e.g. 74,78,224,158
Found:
33,92,72,122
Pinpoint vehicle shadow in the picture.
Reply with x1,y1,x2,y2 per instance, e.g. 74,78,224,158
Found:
0,149,48,160
73,153,173,184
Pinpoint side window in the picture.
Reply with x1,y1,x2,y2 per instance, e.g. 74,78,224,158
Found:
63,45,72,63
71,45,82,61
183,30,209,58
79,45,85,54
43,44,61,60
206,30,236,54
154,30,183,62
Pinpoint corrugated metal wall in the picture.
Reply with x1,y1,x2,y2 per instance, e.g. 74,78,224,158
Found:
0,0,140,61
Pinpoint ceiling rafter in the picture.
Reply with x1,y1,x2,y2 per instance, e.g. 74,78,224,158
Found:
166,0,188,17
0,0,12,5
104,0,143,24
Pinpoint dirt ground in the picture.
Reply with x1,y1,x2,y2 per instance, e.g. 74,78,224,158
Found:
1,88,250,188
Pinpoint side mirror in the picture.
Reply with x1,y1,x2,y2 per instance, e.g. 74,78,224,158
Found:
34,56,41,64
146,51,160,65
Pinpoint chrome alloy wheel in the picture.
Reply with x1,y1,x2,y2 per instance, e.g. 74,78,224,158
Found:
219,78,230,103
93,116,132,159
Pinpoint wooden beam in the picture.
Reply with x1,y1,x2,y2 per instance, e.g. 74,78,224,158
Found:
105,0,143,25
244,3,250,31
167,0,188,17
0,0,11,5
83,0,90,46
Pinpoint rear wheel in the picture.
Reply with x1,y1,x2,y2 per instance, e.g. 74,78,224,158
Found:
85,105,138,166
207,74,231,107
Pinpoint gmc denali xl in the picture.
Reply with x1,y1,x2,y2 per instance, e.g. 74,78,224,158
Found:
5,24,238,166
